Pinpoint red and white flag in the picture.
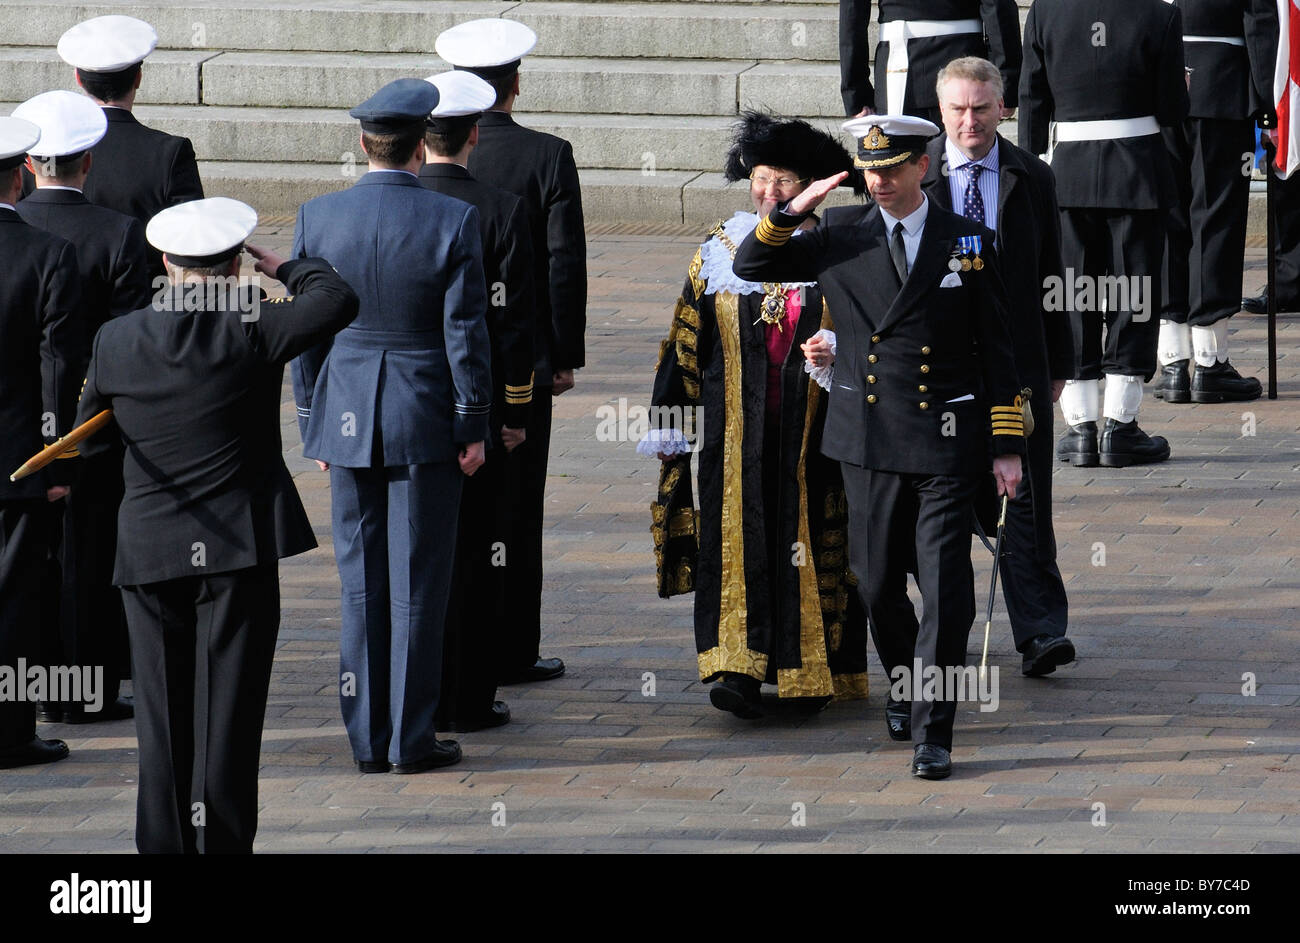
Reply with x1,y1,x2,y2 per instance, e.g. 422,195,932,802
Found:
1277,0,1300,178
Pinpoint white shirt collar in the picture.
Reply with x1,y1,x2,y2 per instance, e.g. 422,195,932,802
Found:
33,185,83,193
879,193,929,236
368,168,418,178
0,202,15,212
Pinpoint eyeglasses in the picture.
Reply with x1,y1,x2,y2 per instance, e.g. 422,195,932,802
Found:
749,171,808,190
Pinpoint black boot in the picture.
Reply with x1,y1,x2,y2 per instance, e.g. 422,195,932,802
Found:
1056,421,1099,467
1152,360,1190,403
1099,418,1170,467
709,672,763,719
1191,359,1262,403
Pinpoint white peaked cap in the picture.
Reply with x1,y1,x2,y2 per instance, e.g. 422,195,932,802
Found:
0,117,42,167
57,15,158,72
12,91,108,158
146,197,258,263
435,19,538,70
425,71,497,117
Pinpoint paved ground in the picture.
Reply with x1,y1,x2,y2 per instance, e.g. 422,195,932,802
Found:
1,224,1297,854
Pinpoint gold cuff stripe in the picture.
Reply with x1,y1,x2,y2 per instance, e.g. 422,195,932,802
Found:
755,217,794,247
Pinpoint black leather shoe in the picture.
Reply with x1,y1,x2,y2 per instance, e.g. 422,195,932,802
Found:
448,701,511,733
1191,360,1262,403
356,759,391,774
911,744,952,780
499,657,565,685
885,699,911,741
1022,635,1077,677
37,703,63,723
1152,360,1190,403
1242,288,1299,314
0,737,70,769
392,740,462,774
62,696,134,724
709,672,763,719
1099,418,1170,467
1056,421,1099,467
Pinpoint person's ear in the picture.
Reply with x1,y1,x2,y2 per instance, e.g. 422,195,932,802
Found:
82,152,93,176
358,133,369,158
133,66,143,91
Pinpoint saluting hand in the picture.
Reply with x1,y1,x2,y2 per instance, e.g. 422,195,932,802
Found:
787,172,849,217
246,243,286,280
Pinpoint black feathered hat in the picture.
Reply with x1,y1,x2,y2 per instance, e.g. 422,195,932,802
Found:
723,110,865,196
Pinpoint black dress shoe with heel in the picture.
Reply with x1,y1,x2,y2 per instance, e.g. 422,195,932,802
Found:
1099,418,1170,467
709,672,763,719
1022,635,1076,677
500,657,565,685
1152,360,1190,403
448,701,511,733
1056,421,1099,466
392,739,462,774
912,744,952,780
0,737,70,769
1191,360,1262,403
63,695,135,724
356,759,391,774
885,699,911,741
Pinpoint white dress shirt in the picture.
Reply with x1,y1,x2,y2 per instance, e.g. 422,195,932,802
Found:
879,194,930,275
944,137,1001,233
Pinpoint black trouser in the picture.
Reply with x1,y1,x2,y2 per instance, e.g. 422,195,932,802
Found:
120,564,280,854
1269,162,1300,309
975,388,1069,650
1060,208,1165,380
41,453,127,712
437,445,508,726
499,386,554,677
1162,117,1256,327
841,465,977,751
0,499,51,749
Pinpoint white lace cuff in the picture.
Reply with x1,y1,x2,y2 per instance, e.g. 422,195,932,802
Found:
803,328,836,391
636,428,691,457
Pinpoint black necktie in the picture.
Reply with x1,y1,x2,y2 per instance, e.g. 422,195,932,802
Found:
890,221,908,284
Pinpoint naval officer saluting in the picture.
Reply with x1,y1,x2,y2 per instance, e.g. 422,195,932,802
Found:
735,116,1026,779
75,198,359,852
291,79,493,774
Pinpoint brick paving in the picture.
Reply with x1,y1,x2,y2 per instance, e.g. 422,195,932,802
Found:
1,222,1297,854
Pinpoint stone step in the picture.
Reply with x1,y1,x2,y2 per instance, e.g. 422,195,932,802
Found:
0,103,854,171
200,51,841,116
0,47,216,105
0,1,836,59
199,161,1270,234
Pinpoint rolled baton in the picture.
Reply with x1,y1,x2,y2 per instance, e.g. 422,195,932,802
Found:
9,409,113,482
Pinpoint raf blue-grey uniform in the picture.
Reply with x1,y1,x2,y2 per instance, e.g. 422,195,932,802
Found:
291,79,493,770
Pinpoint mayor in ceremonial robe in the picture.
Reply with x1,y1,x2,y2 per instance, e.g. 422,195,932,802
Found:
647,113,871,719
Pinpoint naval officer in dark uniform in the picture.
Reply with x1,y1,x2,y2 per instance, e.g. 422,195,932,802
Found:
13,90,152,724
291,80,493,774
55,15,204,276
438,19,587,685
0,116,83,770
1020,0,1190,467
419,70,536,734
75,197,359,852
1156,0,1277,404
922,57,1076,678
735,116,1026,779
838,0,1023,121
